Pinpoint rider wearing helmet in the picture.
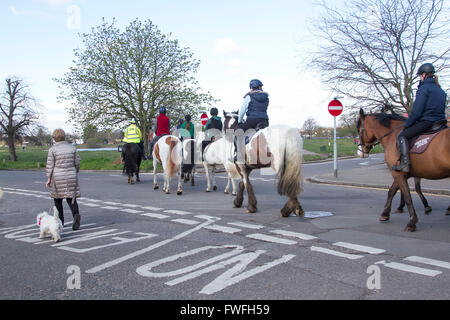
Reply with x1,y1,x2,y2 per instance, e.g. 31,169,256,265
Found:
233,79,269,163
148,107,171,160
392,63,447,172
202,107,223,160
122,118,145,161
180,114,195,140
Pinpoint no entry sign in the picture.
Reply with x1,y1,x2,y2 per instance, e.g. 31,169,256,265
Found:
200,112,208,126
328,99,343,117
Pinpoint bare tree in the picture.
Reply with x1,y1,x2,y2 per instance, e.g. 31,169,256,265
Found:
302,117,319,139
308,0,450,114
0,78,39,161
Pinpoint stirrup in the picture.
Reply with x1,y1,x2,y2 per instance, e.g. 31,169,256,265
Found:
392,162,410,172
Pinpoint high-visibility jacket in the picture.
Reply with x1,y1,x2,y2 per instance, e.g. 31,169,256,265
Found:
122,124,142,143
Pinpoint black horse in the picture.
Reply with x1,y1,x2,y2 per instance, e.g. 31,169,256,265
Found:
123,143,141,184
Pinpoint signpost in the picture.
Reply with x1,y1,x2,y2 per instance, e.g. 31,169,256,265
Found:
328,98,343,178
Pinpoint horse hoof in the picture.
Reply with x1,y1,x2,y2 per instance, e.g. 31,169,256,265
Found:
213,186,217,191
232,193,236,196
224,190,229,194
394,209,403,213
246,207,257,213
424,206,432,214
446,209,450,216
295,207,305,218
280,210,291,218
136,178,140,182
404,226,416,232
165,191,170,194
379,216,390,222
205,189,210,193
177,191,182,196
154,185,159,190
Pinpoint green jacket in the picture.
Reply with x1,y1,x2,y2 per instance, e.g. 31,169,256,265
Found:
180,121,194,138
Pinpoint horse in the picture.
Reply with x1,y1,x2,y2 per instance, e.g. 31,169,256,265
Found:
223,111,304,217
357,108,450,231
122,143,141,184
152,135,183,195
181,138,196,186
200,129,240,196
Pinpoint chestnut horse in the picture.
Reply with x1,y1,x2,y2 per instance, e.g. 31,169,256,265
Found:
224,111,304,217
357,109,450,231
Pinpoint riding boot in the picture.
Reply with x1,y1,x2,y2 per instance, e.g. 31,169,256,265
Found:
392,136,410,172
233,136,245,164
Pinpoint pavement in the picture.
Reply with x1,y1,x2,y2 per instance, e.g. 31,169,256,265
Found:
307,159,450,196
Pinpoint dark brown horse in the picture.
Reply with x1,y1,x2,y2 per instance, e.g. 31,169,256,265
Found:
357,109,450,231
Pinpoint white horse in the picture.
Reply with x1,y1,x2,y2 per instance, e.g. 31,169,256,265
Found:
198,130,240,195
223,111,304,217
152,135,183,195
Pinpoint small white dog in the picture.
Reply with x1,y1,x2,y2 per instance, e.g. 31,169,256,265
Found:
37,207,63,242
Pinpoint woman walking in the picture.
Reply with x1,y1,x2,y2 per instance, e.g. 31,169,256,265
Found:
46,128,81,230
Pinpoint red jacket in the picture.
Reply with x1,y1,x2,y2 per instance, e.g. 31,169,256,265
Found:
156,114,170,136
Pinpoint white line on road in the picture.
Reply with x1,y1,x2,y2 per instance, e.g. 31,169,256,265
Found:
141,213,170,219
142,206,164,211
404,256,450,270
203,224,241,234
376,260,442,277
172,219,200,225
270,229,317,240
120,209,144,214
121,204,141,208
228,222,264,230
333,242,386,254
164,210,194,215
100,206,121,210
81,203,101,207
310,246,364,260
246,233,297,245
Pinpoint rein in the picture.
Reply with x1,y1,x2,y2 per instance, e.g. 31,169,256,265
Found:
358,118,404,154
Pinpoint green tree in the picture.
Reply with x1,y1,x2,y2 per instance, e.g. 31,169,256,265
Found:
55,18,215,154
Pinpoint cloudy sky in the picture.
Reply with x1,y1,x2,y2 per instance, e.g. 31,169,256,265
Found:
0,0,344,133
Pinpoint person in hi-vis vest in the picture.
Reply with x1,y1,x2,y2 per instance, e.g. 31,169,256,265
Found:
122,119,146,160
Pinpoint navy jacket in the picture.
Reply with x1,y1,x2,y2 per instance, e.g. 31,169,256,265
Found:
246,91,269,120
405,78,447,128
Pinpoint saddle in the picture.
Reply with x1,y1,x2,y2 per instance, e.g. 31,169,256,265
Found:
245,122,269,145
409,120,448,154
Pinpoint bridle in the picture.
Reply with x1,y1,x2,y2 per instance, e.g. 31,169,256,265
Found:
358,117,404,155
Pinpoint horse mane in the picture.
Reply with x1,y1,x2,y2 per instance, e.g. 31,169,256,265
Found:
358,111,406,130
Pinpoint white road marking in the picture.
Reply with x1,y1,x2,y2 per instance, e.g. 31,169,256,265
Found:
141,213,170,219
404,256,450,270
81,203,101,207
333,242,385,254
228,222,264,230
269,229,317,240
172,219,200,225
120,209,144,214
103,201,122,206
164,210,193,215
142,206,164,211
203,225,241,234
310,246,364,260
246,233,297,245
375,260,442,277
100,206,121,210
121,204,141,208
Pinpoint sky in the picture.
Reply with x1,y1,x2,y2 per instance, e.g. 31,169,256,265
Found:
0,0,343,134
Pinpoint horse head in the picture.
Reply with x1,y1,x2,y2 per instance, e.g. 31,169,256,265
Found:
357,108,378,158
223,110,239,131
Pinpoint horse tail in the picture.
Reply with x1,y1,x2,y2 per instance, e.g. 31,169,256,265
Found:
277,128,303,198
168,138,180,178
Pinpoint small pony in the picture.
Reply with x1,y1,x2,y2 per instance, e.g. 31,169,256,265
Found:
152,135,183,195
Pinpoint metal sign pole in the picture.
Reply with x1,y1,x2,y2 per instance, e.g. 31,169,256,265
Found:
333,115,337,178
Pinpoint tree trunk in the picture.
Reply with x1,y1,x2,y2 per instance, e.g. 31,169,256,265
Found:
7,136,17,161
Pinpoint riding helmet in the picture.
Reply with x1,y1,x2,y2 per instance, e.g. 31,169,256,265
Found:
159,107,167,114
210,107,218,116
417,63,435,75
249,79,263,89
185,114,191,121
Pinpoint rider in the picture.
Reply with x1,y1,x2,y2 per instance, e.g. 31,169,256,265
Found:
180,114,195,140
202,107,223,160
392,63,447,172
122,119,145,161
148,107,171,160
233,79,269,163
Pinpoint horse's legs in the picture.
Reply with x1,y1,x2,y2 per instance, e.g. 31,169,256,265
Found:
204,162,211,192
153,159,159,190
280,197,304,218
242,170,257,213
381,182,400,220
177,167,183,195
164,172,170,194
136,162,140,182
396,175,418,232
212,166,217,191
224,175,231,194
446,205,450,216
231,178,237,196
395,192,405,213
191,168,195,186
233,180,245,208
414,178,431,214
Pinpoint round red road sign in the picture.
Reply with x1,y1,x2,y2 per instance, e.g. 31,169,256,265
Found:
200,113,209,126
328,99,343,116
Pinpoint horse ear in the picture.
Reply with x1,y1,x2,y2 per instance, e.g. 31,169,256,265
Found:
359,108,365,118
223,110,226,117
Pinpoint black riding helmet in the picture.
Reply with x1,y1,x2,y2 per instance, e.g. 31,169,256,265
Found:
249,79,263,89
185,114,191,121
210,107,218,116
417,63,435,76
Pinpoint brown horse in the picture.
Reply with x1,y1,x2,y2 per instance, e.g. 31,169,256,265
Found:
357,109,450,231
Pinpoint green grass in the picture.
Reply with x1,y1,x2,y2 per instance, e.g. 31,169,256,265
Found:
302,137,384,158
0,138,384,170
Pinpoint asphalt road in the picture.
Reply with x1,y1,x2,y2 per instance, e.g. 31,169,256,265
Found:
1,156,449,301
